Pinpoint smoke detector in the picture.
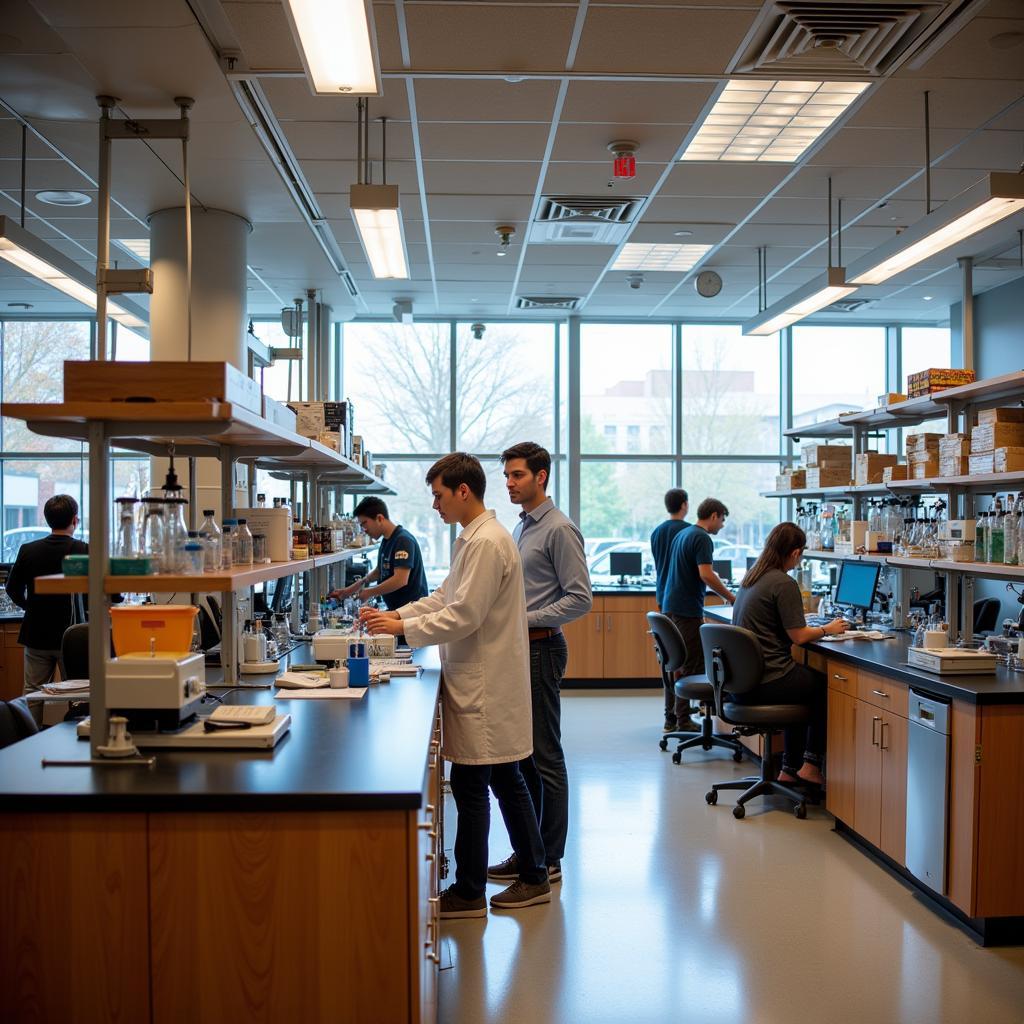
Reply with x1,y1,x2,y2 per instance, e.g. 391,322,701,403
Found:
495,225,516,256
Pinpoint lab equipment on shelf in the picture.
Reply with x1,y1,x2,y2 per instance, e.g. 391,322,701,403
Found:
198,509,223,571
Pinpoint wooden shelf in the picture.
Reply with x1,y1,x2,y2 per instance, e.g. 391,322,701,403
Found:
34,558,315,595
764,484,901,499
887,471,1024,494
313,544,379,568
803,550,889,563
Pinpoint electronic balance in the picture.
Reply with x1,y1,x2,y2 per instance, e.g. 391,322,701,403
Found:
105,650,206,731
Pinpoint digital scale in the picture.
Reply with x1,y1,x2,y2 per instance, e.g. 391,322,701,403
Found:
907,647,998,675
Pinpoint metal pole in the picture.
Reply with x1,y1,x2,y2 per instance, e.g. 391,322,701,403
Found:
827,176,833,268
176,98,195,360
567,315,582,527
924,90,932,216
95,96,116,361
838,197,843,267
88,422,111,756
307,289,318,400
959,256,974,371
19,124,26,228
220,446,237,685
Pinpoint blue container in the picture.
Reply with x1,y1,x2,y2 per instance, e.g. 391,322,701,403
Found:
347,656,370,687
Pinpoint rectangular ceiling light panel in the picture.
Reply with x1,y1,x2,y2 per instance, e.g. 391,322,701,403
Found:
681,80,869,163
743,267,855,336
114,238,151,264
612,243,713,272
0,217,146,328
848,173,1024,285
350,184,410,280
283,0,382,96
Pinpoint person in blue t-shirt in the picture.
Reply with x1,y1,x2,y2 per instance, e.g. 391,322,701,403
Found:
660,498,735,724
329,497,429,612
651,488,690,610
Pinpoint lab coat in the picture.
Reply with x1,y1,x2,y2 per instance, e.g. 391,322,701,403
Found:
399,510,532,765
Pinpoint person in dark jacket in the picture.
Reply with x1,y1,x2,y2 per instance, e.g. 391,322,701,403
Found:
5,494,87,693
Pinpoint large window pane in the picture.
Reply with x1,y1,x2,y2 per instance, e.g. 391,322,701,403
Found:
682,325,780,455
792,326,885,424
581,324,671,454
2,320,90,451
252,320,307,405
342,323,451,454
2,459,85,560
113,325,150,361
456,322,555,452
902,326,952,386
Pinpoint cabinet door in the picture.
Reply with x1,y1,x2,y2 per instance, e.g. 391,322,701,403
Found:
879,711,908,865
563,610,605,679
826,688,857,824
602,612,661,680
1,644,23,701
853,700,883,847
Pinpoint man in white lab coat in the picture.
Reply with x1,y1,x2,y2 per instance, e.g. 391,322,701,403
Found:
362,452,549,919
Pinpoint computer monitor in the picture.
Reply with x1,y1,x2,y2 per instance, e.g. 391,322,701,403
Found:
746,556,758,570
609,550,643,579
835,560,881,612
713,559,732,583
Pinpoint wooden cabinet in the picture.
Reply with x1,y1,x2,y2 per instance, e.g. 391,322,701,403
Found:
853,699,884,846
564,596,661,681
1,623,24,700
826,686,857,823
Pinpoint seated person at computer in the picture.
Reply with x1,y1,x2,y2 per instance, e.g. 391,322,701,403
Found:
732,522,847,787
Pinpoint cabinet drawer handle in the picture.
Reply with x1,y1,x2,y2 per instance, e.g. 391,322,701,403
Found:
425,852,435,863
426,950,441,965
833,673,848,681
881,720,890,750
871,689,890,699
417,822,437,835
427,896,440,905
871,716,881,747
595,615,602,632
607,615,612,632
425,804,435,816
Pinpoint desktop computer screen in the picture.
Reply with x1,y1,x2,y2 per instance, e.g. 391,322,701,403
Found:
609,550,643,578
835,561,881,611
712,559,732,583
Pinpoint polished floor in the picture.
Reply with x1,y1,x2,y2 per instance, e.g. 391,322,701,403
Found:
438,691,1024,1024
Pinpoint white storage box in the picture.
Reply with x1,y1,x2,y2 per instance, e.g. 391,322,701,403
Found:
106,651,206,709
234,507,292,561
907,647,997,675
262,395,298,433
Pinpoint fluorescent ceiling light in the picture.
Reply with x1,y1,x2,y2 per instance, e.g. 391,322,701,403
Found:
743,267,856,336
848,172,1024,285
0,216,147,329
282,0,382,96
350,184,410,279
114,238,151,264
612,243,713,272
681,80,869,163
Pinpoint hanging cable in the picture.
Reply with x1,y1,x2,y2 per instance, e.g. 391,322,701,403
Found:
20,124,26,228
176,97,195,361
827,176,833,269
356,98,364,186
838,197,843,267
380,116,388,185
924,90,932,216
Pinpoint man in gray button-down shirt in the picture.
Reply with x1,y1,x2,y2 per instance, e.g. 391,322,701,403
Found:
487,441,592,885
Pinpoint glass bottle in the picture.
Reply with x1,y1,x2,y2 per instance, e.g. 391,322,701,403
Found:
988,499,1005,564
115,497,139,558
198,510,223,572
140,498,167,572
292,519,309,559
183,541,204,575
221,519,236,569
257,492,267,509
1003,494,1019,566
976,509,988,564
234,518,254,566
163,497,190,574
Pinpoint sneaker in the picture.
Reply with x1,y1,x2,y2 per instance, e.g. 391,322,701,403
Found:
490,878,551,910
663,715,678,732
488,854,562,884
671,717,701,734
438,884,487,920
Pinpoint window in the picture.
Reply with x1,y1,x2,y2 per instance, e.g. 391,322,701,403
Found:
682,325,780,455
342,323,451,454
113,324,150,361
792,325,886,424
902,327,952,386
253,320,307,405
455,322,556,452
581,324,671,455
626,425,641,453
580,461,673,549
2,458,86,560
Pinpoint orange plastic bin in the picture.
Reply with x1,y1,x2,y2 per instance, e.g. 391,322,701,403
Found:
110,605,199,656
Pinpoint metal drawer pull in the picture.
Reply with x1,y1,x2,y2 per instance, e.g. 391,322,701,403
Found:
871,689,890,699
427,896,440,905
417,821,435,833
426,950,441,964
833,674,848,681
425,852,435,862
881,721,890,750
871,716,881,746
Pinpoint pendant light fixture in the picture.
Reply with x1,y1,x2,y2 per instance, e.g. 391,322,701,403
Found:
350,102,409,279
282,0,382,96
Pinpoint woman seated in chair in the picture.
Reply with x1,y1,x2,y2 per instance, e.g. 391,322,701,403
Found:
731,522,847,787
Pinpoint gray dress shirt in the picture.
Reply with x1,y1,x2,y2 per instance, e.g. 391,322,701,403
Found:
513,498,593,628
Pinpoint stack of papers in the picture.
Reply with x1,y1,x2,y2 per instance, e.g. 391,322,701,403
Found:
41,678,90,694
821,631,895,642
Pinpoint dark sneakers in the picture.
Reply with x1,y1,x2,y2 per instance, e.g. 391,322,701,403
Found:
438,884,487,920
490,878,552,910
487,853,562,884
668,716,701,733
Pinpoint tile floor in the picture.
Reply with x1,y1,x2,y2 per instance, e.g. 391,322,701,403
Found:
438,690,1024,1024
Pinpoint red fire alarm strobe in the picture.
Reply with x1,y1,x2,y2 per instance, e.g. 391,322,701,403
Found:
608,140,638,179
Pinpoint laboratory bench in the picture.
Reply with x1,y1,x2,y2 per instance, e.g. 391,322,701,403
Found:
0,647,444,1023
702,604,1024,943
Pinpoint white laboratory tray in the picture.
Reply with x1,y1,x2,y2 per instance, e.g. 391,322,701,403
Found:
906,647,998,675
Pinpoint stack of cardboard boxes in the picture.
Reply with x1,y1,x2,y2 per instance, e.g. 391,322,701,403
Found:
906,367,976,398
970,408,1024,475
289,400,354,458
906,433,942,479
801,443,852,488
938,433,970,477
775,468,806,491
855,451,898,484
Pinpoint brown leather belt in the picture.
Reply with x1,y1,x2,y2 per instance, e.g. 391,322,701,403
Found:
528,627,563,641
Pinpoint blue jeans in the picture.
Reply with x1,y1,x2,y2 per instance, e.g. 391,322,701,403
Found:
449,760,546,901
518,634,570,864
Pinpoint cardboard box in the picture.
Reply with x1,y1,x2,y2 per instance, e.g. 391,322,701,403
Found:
882,464,908,482
905,432,942,454
233,507,292,562
938,456,970,478
800,443,851,467
878,393,907,406
317,430,342,452
971,422,1024,454
290,401,349,439
351,434,364,464
806,466,851,489
976,407,1024,426
911,458,939,480
262,395,297,433
855,452,898,484
994,447,1024,473
63,360,263,414
906,368,976,398
776,470,807,491
969,452,995,475
938,434,969,458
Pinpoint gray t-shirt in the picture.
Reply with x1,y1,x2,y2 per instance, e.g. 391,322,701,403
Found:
733,569,807,683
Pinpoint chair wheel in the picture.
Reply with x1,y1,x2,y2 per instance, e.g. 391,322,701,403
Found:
732,749,743,762
732,804,745,819
659,738,668,751
671,751,682,765
705,790,717,805
794,803,807,820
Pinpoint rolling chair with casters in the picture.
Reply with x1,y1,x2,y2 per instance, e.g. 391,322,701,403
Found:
0,696,39,749
61,622,90,679
973,598,1000,635
700,622,812,820
647,612,743,765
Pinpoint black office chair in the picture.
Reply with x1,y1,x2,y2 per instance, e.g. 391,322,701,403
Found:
61,623,90,679
648,612,743,765
0,696,40,749
700,623,811,820
973,598,1000,635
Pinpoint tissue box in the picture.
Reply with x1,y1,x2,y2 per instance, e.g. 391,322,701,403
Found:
262,395,298,432
971,422,1024,454
855,452,898,484
800,443,850,467
994,447,1024,473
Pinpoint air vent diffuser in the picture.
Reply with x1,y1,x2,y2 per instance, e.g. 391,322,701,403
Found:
530,196,642,245
827,297,875,313
515,296,581,310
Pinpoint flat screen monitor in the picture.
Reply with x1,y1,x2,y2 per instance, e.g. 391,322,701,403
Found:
835,560,881,611
609,551,643,578
712,559,732,582
746,556,758,570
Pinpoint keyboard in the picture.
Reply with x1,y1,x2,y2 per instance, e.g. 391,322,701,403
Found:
208,704,275,725
805,615,829,626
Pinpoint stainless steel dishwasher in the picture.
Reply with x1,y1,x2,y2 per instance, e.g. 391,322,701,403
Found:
905,689,952,894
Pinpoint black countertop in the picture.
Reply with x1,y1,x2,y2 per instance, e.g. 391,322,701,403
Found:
0,646,441,813
702,605,1024,705
0,610,23,622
